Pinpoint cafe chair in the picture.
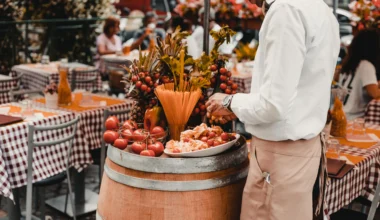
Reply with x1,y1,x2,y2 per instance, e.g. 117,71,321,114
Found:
71,67,100,92
330,182,380,220
9,89,44,103
0,73,22,104
91,108,131,188
25,116,80,220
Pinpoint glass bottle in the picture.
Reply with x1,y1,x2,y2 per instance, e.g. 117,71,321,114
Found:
330,96,347,137
57,65,72,106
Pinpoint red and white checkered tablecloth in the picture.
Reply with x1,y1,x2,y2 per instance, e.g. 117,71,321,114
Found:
0,74,19,105
0,106,93,201
365,99,380,125
12,62,102,91
326,124,380,215
231,75,252,94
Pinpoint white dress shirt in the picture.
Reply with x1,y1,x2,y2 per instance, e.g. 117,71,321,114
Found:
231,0,340,141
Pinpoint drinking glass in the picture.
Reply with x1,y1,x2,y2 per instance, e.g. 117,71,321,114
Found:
20,99,34,117
327,139,340,159
352,118,366,137
41,55,50,64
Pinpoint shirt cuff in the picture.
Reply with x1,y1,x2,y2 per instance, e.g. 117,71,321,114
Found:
231,93,260,124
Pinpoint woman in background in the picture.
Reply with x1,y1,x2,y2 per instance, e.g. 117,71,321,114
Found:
339,29,380,120
97,17,122,56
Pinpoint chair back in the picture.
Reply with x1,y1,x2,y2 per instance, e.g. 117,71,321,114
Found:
9,89,44,103
0,73,22,104
367,182,380,220
100,109,131,179
71,66,99,92
25,116,80,220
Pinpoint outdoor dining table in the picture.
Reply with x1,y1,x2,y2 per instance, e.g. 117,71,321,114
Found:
0,103,92,219
12,62,102,91
325,123,380,216
33,92,134,217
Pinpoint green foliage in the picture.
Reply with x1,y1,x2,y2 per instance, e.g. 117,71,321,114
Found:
210,26,236,60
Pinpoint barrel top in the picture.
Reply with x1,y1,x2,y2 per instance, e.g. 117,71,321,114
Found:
107,137,248,174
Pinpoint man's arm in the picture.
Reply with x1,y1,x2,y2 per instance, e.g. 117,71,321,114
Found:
231,3,306,125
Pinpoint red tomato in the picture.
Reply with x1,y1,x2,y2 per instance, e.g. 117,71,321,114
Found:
210,65,217,71
138,72,145,78
173,147,181,153
221,132,229,141
136,81,142,88
103,130,119,144
227,80,233,86
183,137,190,142
232,84,238,90
147,142,164,157
226,71,232,77
113,138,128,150
122,120,138,130
154,73,160,79
145,76,152,83
131,75,138,83
121,129,133,139
225,89,232,94
105,116,119,130
133,129,147,141
207,140,214,147
219,68,227,75
131,142,146,154
200,105,206,111
141,84,148,91
150,126,165,138
140,150,155,157
208,132,216,139
220,83,227,90
220,75,227,82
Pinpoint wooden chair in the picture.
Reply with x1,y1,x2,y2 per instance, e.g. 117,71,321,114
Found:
71,67,99,92
25,116,80,220
330,182,380,220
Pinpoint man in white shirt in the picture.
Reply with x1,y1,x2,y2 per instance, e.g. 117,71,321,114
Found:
206,0,340,219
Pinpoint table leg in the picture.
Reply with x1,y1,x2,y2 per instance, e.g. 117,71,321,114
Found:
6,188,21,220
74,169,85,205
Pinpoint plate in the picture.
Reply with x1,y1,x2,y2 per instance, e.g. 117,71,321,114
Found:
164,134,240,158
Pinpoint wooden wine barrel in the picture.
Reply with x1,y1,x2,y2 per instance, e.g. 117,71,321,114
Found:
97,139,249,220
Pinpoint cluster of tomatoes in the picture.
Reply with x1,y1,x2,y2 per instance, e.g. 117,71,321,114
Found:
191,94,207,117
210,65,238,95
103,116,166,157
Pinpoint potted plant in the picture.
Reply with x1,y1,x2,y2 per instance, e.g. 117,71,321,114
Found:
44,81,58,109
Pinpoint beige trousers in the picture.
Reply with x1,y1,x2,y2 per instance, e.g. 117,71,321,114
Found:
240,136,322,220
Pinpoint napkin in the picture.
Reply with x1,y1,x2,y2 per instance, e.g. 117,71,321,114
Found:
0,107,10,115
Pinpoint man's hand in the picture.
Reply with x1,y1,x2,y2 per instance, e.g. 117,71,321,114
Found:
206,93,237,123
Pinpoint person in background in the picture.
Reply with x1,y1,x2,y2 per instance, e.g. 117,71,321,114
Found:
170,17,201,59
339,29,380,120
96,16,122,56
131,12,166,50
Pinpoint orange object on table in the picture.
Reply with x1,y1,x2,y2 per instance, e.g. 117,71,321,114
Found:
326,152,364,165
331,97,347,137
57,66,72,106
35,93,126,112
